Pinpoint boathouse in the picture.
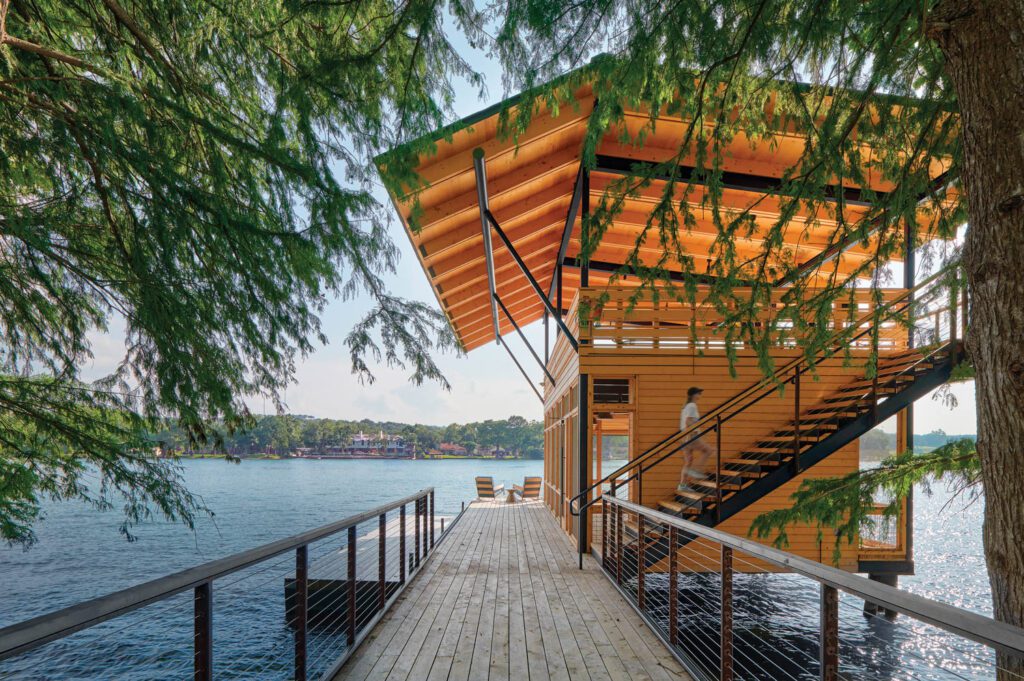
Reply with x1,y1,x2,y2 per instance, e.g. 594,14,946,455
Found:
376,79,961,581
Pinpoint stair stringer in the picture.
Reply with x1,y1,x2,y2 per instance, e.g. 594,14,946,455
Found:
706,348,957,528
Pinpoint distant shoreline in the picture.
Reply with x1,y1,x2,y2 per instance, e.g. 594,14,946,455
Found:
173,453,540,461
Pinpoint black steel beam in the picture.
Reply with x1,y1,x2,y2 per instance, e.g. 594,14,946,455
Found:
495,293,555,385
498,336,544,404
472,149,500,342
549,163,585,300
561,256,735,286
594,154,883,207
485,209,579,352
580,168,590,288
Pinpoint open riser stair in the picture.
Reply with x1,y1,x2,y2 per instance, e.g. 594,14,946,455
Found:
609,340,962,572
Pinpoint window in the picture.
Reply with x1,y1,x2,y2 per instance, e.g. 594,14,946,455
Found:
593,378,630,404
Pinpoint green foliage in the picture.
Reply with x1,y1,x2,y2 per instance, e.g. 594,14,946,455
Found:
0,0,484,544
748,439,980,563
0,377,202,546
491,0,966,377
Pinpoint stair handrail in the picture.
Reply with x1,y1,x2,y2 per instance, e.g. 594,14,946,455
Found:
569,265,959,516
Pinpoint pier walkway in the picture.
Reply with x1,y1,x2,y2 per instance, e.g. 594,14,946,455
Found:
333,499,690,681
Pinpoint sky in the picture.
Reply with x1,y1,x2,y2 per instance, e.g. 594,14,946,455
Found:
81,27,978,436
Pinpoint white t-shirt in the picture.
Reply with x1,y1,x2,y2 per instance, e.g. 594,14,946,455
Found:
680,402,699,430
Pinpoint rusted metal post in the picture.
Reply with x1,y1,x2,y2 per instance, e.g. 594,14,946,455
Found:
399,504,407,585
669,527,679,646
601,497,609,571
295,546,308,681
716,416,723,523
378,513,387,612
415,497,421,568
637,514,646,610
423,495,429,559
820,584,839,681
430,490,435,550
194,582,212,681
615,503,624,586
720,546,734,681
347,525,357,646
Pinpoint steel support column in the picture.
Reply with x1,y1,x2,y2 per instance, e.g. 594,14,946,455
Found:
472,149,500,342
578,373,590,568
549,163,585,301
580,168,590,289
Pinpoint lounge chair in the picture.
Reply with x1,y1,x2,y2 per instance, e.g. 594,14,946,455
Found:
513,476,542,500
475,476,504,499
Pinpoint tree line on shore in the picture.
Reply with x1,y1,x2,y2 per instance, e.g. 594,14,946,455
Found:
859,429,977,456
153,415,544,459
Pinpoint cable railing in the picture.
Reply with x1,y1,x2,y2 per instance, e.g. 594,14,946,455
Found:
0,488,466,681
601,496,1024,681
570,265,966,518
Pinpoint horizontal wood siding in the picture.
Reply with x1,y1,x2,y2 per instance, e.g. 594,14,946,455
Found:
583,348,868,571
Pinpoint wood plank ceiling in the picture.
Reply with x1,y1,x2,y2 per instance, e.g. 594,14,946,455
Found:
377,86,953,352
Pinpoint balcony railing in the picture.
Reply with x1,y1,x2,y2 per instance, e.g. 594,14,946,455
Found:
575,285,910,351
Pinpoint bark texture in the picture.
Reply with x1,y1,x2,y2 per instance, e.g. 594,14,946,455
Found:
932,0,1024,676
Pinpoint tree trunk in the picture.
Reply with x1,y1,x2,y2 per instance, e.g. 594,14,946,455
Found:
932,0,1024,676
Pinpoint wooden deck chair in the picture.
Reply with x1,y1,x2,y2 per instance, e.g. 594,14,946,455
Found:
513,476,542,500
475,476,504,499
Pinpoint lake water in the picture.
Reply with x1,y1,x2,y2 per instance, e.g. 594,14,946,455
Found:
0,458,993,679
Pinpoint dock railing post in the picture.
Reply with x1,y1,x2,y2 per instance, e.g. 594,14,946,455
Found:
430,490,435,550
615,503,623,586
716,417,723,523
415,497,422,568
637,514,646,610
793,368,802,473
347,526,357,646
669,527,679,646
399,504,407,585
378,514,386,612
194,581,212,681
720,545,733,681
601,498,608,571
820,585,839,681
295,545,308,681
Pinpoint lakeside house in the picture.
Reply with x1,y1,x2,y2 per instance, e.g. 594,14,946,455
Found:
292,431,415,458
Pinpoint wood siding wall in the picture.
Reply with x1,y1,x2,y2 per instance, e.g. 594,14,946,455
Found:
543,285,912,569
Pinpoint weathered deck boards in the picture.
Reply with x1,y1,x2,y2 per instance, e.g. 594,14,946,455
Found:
333,499,691,681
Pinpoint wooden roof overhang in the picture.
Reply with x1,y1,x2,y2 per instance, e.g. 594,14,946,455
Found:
377,87,955,353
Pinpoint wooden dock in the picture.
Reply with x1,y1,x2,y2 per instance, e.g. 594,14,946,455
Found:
333,499,690,681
